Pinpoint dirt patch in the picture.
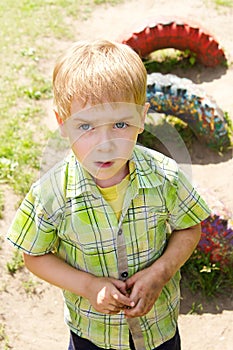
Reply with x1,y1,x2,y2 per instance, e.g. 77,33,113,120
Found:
1,0,233,349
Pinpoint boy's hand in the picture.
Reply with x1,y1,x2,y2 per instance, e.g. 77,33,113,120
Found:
86,276,135,315
123,264,165,318
124,225,202,318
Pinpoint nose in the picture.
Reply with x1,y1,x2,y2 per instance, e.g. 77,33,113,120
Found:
96,127,114,153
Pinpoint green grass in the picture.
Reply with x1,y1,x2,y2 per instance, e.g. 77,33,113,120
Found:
213,0,233,7
182,250,233,298
6,250,25,275
0,1,73,198
144,49,197,74
0,0,123,200
22,278,39,295
0,323,10,350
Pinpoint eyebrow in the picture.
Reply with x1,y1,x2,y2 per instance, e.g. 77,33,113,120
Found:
71,115,138,124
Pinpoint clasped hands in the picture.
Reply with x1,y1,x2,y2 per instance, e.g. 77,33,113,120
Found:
86,266,165,318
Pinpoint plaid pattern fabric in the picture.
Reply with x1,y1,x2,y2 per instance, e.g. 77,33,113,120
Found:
7,145,210,349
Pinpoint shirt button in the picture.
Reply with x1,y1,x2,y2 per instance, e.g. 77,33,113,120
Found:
121,271,128,278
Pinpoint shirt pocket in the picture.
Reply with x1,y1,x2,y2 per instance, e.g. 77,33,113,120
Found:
57,209,117,256
125,209,170,259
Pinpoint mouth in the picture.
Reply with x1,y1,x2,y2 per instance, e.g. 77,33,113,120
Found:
95,161,114,168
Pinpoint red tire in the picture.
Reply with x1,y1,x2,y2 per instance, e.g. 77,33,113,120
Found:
118,17,226,67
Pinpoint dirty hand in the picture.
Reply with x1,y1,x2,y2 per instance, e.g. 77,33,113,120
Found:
86,276,135,314
124,265,166,318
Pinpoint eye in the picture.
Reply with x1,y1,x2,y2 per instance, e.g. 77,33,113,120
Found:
79,123,92,131
114,122,128,129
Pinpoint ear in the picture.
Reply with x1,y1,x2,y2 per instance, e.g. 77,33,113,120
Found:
138,102,150,134
54,110,67,137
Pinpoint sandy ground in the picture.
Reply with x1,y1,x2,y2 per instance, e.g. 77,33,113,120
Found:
0,0,233,349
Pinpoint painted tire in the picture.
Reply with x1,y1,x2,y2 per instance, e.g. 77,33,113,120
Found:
119,17,226,67
146,73,232,150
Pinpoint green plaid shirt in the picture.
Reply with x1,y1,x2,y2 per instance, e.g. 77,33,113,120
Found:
7,145,210,349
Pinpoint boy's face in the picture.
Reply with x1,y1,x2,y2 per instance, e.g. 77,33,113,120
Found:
59,101,148,187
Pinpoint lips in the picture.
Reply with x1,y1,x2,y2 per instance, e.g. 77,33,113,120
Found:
95,161,114,168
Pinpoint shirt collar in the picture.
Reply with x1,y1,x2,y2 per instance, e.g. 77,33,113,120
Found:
65,152,100,198
130,146,162,189
65,146,162,199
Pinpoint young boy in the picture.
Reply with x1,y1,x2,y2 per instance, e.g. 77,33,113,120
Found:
7,40,210,350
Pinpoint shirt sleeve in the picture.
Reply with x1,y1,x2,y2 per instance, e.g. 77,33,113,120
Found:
168,169,211,230
7,185,60,255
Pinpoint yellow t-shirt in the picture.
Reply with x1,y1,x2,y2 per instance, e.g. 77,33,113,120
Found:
98,174,130,220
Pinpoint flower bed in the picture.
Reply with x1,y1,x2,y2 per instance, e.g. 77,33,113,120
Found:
200,214,233,268
198,189,233,268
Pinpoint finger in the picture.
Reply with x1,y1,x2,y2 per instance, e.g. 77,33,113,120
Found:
125,276,135,291
111,291,135,308
103,305,122,314
109,303,123,312
124,299,145,318
109,299,127,309
110,279,128,295
102,309,114,315
127,286,140,307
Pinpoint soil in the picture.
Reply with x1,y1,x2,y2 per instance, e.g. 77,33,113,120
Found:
0,0,232,349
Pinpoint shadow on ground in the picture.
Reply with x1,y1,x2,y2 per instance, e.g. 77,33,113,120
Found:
180,280,233,315
138,120,232,166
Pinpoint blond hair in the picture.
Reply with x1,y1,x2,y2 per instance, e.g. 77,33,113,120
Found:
53,39,147,120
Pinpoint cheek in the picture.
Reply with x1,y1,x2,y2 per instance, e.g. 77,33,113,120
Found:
121,130,139,145
71,139,92,162
126,127,141,141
